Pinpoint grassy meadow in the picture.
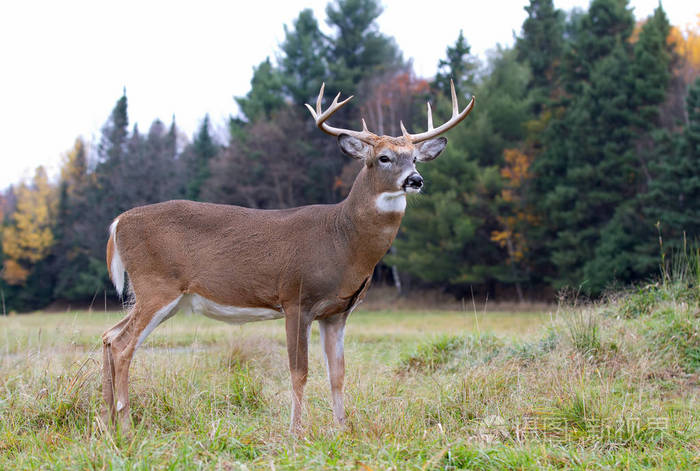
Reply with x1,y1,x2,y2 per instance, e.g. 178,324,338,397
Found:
0,283,698,469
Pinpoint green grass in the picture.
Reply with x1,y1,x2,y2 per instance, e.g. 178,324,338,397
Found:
0,293,698,470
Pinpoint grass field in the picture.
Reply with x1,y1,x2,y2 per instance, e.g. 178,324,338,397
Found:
1,285,698,470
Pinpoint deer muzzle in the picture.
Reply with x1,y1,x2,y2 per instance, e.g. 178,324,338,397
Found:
403,173,423,192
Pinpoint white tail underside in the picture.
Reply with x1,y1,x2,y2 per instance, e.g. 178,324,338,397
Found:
109,219,125,297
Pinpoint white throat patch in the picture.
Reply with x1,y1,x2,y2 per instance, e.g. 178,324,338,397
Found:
375,191,406,213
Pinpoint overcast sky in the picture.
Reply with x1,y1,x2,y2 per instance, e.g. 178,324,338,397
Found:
0,1,697,189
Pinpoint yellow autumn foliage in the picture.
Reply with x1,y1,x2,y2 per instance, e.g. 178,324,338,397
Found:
631,14,700,84
668,15,700,84
491,148,534,263
2,259,30,285
500,148,532,187
1,167,56,285
60,138,91,196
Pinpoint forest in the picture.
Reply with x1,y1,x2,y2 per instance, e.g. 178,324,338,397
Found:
1,0,699,312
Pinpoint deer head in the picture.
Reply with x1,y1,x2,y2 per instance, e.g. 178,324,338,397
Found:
305,80,475,208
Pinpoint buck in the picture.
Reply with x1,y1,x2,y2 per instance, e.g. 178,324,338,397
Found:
102,81,474,432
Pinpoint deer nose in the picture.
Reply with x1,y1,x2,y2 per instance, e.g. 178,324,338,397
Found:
404,173,423,189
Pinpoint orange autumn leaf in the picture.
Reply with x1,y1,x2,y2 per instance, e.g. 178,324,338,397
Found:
2,259,30,285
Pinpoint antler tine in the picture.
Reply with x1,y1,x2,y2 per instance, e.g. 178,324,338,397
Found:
305,84,378,143
450,79,459,117
316,82,325,116
400,121,409,138
315,94,353,125
427,102,434,131
304,103,317,119
402,80,476,144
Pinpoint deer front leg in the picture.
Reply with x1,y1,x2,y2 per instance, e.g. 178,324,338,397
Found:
284,304,311,433
319,314,348,426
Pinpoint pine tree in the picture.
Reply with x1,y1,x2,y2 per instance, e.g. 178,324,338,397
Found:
434,30,478,98
51,138,104,300
98,91,129,168
185,115,219,201
139,119,186,202
531,0,638,291
390,48,530,295
646,77,700,247
94,92,132,211
516,0,564,111
388,148,505,290
629,7,672,129
325,0,403,94
235,58,286,122
79,93,135,275
280,9,327,106
582,5,675,291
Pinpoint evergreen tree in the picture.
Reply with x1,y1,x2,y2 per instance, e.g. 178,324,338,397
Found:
235,58,286,122
98,91,129,168
389,148,504,292
532,0,637,291
516,0,564,111
583,5,675,291
94,92,132,210
451,47,531,168
280,9,327,106
325,0,403,93
646,77,700,248
52,138,104,300
629,6,673,131
434,30,478,98
125,119,186,204
185,115,219,201
81,93,135,279
390,48,530,295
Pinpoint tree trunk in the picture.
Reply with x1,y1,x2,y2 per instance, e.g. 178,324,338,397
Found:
389,246,402,295
506,238,524,302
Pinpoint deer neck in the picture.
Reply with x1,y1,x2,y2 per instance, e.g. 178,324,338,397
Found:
337,167,404,267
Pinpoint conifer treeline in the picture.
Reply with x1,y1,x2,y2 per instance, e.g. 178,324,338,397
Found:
1,0,699,311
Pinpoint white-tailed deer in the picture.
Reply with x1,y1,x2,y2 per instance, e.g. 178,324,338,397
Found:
102,81,474,432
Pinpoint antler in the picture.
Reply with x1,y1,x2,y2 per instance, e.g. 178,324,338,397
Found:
305,83,378,144
306,80,474,144
400,79,475,143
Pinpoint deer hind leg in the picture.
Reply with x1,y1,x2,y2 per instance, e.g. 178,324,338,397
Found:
283,303,312,433
319,313,348,426
102,294,182,432
101,313,131,425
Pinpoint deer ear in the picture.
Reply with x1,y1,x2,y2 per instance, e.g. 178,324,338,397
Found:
338,134,372,160
415,137,447,161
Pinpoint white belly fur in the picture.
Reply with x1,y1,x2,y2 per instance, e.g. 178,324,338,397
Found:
185,294,283,324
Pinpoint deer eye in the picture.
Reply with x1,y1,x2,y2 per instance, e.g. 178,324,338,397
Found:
378,155,391,164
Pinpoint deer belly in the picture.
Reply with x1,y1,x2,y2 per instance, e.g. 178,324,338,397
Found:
187,294,283,324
